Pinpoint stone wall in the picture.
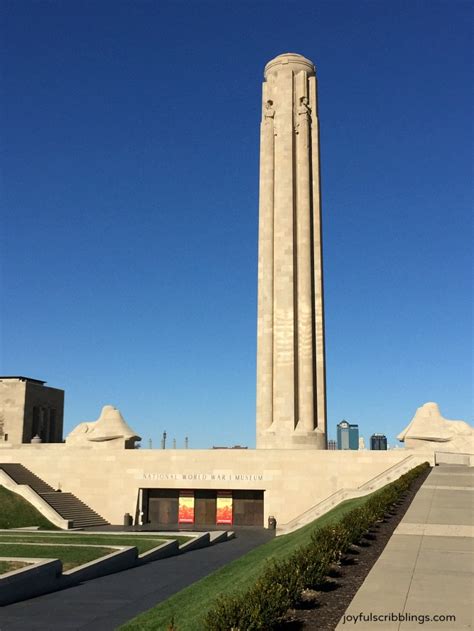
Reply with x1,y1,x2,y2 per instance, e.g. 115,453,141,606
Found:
0,379,27,444
0,446,430,526
0,378,64,445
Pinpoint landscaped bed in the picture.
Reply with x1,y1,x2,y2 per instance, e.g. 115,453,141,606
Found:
0,544,117,570
0,532,193,572
0,533,191,555
120,463,430,631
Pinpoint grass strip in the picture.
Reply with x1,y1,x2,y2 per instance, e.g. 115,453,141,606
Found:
0,543,116,570
120,495,369,631
0,560,30,574
0,485,57,530
0,534,190,554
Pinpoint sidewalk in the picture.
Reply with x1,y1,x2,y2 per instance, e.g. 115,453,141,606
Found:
336,464,474,631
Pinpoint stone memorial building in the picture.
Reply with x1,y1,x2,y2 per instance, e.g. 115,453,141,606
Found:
0,55,449,531
0,376,64,445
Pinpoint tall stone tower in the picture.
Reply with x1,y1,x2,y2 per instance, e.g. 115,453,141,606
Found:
256,53,327,449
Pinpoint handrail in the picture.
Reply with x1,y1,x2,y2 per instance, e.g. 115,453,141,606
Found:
357,455,415,490
0,467,19,488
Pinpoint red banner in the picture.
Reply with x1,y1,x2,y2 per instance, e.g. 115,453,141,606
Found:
178,492,194,524
216,495,232,524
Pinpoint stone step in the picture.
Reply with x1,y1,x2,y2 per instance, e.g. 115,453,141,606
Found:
0,463,55,494
1,463,109,529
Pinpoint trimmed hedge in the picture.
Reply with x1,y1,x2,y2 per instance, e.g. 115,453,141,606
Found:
204,462,429,630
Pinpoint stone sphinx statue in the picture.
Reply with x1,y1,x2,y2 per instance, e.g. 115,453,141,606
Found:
398,402,473,453
66,405,141,449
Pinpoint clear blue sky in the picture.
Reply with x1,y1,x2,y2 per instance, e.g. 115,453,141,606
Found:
1,1,472,448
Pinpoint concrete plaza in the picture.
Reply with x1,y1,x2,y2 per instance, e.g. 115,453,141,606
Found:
0,529,273,630
336,464,474,630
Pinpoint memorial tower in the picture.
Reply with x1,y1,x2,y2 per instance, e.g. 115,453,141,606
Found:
256,53,327,449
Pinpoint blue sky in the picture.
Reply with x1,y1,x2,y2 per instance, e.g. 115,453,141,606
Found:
1,1,472,448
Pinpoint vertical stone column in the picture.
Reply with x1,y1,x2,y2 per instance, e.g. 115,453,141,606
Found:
256,53,327,449
295,73,315,433
256,81,274,431
309,75,327,437
272,65,296,433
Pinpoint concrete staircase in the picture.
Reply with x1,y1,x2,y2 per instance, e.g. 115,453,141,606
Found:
0,463,108,529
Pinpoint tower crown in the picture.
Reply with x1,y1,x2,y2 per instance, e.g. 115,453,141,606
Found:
264,53,315,79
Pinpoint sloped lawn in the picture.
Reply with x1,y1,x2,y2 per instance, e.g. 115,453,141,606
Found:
0,485,56,529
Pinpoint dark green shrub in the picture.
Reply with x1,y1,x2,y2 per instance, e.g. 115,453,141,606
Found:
296,543,332,589
340,505,372,544
261,557,304,606
244,575,294,628
204,558,302,630
204,593,246,630
365,493,390,520
310,522,351,561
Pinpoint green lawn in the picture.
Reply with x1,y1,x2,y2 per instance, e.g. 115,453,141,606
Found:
0,533,191,554
0,485,57,530
0,544,116,571
120,495,371,631
0,560,30,574
0,532,194,571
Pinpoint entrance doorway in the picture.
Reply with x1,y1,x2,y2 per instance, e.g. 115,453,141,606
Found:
147,489,179,525
233,490,264,526
194,490,217,526
144,489,264,527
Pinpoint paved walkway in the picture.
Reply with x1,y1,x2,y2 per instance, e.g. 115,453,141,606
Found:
336,464,474,631
0,529,273,630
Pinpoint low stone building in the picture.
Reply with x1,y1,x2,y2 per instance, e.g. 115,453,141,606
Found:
0,376,64,445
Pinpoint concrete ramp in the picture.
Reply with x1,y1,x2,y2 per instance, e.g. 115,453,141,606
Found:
277,455,421,535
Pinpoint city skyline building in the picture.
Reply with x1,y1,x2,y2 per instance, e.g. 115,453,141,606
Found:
337,420,359,450
371,434,388,450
